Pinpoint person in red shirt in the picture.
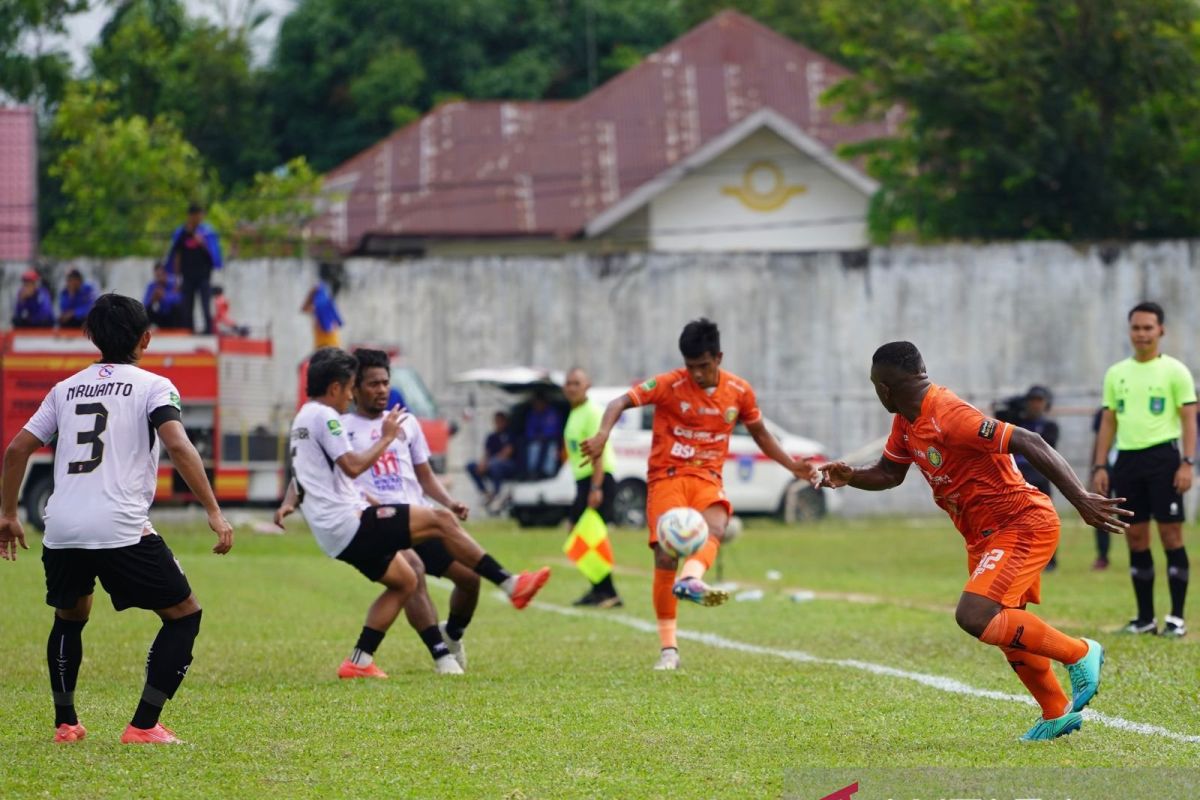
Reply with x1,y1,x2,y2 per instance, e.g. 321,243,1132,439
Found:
583,319,814,671
819,341,1131,741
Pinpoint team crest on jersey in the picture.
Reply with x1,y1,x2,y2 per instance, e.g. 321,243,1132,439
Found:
169,391,181,410
723,407,738,424
327,419,344,436
641,378,657,392
978,419,996,440
680,401,691,413
927,446,943,467
1150,396,1166,415
98,364,114,379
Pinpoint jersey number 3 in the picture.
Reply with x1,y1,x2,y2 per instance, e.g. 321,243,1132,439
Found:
67,403,108,475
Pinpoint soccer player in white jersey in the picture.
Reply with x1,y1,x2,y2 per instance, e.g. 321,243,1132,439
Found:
0,294,234,745
274,347,550,679
342,349,479,675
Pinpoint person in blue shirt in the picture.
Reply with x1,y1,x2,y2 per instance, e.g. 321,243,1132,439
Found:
166,204,223,334
12,270,53,328
302,280,343,349
143,262,182,328
522,394,564,479
58,269,97,329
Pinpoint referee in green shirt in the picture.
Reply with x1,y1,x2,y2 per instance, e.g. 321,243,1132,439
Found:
1093,302,1197,637
563,367,622,608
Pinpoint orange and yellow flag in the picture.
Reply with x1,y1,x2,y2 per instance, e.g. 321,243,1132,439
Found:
562,508,614,583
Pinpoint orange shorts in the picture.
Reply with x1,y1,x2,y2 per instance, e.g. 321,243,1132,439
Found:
646,475,733,548
964,528,1059,608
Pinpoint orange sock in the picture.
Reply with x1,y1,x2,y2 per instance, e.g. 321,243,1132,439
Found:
1002,647,1070,720
653,568,678,649
979,608,1088,665
680,537,721,580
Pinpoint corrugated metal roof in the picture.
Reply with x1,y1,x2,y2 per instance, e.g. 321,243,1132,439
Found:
0,107,36,261
315,11,897,252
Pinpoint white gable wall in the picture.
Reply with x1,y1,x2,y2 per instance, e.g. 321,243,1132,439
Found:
646,128,870,252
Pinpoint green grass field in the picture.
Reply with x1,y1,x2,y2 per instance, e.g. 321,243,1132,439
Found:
1,514,1197,799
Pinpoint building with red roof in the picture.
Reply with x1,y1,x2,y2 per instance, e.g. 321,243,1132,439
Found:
0,106,37,262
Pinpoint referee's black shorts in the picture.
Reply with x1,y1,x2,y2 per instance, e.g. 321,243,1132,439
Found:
43,534,192,611
568,473,616,526
1112,441,1185,524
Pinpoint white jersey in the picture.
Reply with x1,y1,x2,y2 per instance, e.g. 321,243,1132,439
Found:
289,401,366,557
24,362,181,549
341,412,431,507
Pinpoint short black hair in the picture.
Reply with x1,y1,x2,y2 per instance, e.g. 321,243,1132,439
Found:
85,294,150,364
679,318,721,360
306,348,358,398
66,268,83,281
872,341,925,375
188,202,204,214
1128,301,1164,324
352,348,390,386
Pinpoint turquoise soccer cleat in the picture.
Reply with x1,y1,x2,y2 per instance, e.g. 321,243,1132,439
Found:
1067,638,1105,713
1021,711,1083,742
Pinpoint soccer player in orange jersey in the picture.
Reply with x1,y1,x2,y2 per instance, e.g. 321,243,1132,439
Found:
818,342,1131,740
582,319,815,670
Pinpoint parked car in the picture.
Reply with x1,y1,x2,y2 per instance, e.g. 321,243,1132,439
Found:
453,367,834,528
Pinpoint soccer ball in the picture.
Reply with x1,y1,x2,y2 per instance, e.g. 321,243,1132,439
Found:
656,506,709,558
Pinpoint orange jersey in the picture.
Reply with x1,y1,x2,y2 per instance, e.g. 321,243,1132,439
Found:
883,385,1058,548
627,368,762,485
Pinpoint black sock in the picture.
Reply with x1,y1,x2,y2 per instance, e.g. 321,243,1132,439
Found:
1129,550,1156,624
48,616,86,727
351,626,386,664
445,611,472,642
1166,547,1189,619
1095,528,1111,560
418,625,451,660
473,554,512,587
132,610,201,729
592,574,617,595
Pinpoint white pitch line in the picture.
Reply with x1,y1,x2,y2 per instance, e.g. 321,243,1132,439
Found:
523,597,1200,745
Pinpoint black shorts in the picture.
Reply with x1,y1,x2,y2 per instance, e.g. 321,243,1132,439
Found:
336,505,412,582
414,539,454,578
568,473,616,526
42,534,192,611
1113,441,1185,524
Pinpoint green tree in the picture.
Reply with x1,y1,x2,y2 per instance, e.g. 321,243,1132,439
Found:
0,0,89,111
209,157,323,258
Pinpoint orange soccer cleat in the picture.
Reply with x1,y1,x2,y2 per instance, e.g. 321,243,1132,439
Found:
509,567,551,610
53,723,86,743
120,723,182,744
337,658,389,679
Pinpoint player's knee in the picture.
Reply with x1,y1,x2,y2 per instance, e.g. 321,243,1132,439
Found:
403,549,426,580
653,546,678,571
954,604,991,638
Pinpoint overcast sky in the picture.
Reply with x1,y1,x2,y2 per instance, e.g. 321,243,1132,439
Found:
60,0,296,69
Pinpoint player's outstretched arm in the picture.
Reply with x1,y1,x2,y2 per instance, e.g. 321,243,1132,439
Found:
0,430,41,561
274,478,301,528
1009,427,1131,534
335,406,408,478
159,420,234,554
745,418,815,481
581,394,633,465
415,462,468,520
818,456,908,491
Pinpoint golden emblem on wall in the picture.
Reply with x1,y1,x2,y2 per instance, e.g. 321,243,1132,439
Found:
721,160,806,212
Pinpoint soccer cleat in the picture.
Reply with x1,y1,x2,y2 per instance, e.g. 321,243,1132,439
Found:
1121,618,1158,635
653,647,680,671
572,588,601,607
509,567,551,609
53,723,86,743
1163,615,1187,638
1020,711,1083,742
595,593,624,609
1091,557,1110,571
433,654,464,675
672,576,729,607
1066,638,1104,713
438,622,467,669
337,658,389,679
120,723,182,744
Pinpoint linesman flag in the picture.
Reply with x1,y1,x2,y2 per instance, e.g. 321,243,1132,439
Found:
562,508,614,583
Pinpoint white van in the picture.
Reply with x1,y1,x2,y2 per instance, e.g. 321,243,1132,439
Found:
454,368,834,528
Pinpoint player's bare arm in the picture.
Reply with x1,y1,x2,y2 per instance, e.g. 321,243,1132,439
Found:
415,461,469,520
274,478,301,528
1175,402,1197,493
819,455,909,491
159,420,234,554
582,394,633,464
1091,408,1118,495
1009,427,1131,534
0,429,42,560
336,406,407,478
744,418,815,481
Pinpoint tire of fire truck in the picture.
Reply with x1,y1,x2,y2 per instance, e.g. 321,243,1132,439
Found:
23,469,53,532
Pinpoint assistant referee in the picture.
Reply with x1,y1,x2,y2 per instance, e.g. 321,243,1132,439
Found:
1093,302,1196,637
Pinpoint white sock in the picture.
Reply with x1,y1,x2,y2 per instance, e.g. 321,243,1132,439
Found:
350,648,373,667
500,575,517,596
